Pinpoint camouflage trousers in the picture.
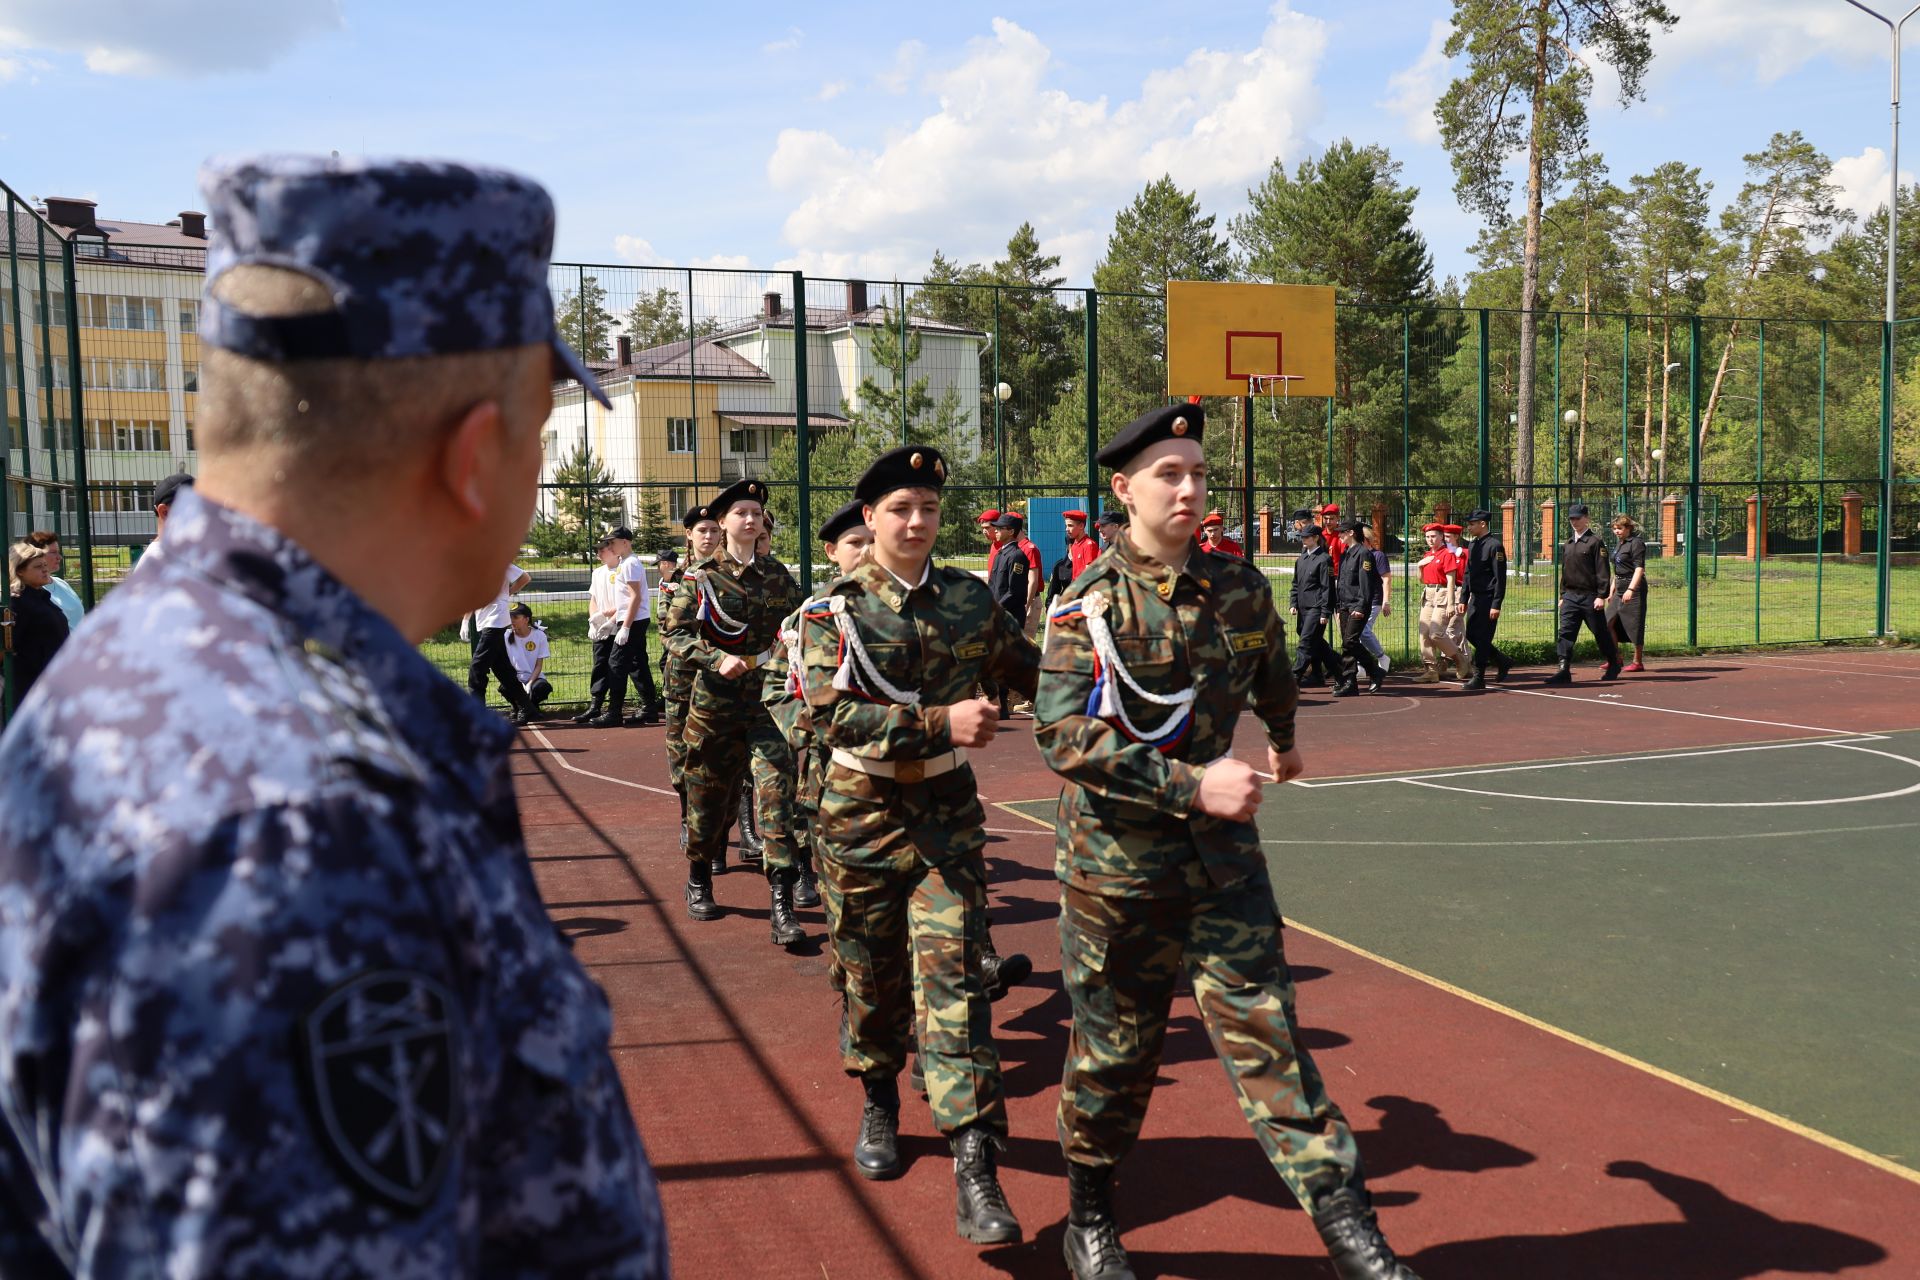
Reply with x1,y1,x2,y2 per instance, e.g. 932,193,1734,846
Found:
682,700,795,874
816,767,1003,1137
1057,873,1360,1210
665,696,690,794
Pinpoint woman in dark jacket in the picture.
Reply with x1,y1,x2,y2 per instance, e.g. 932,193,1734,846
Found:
7,541,71,707
1604,515,1648,671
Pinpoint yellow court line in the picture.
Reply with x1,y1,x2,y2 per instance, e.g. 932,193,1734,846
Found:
1283,919,1920,1189
992,799,1058,831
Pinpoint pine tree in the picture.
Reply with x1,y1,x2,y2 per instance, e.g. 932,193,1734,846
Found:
550,443,626,545
623,287,721,351
555,276,614,361
633,491,672,555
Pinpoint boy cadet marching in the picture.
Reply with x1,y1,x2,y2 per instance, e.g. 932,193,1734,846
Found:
661,479,807,944
1414,523,1471,683
1331,516,1386,696
796,446,1039,1246
1546,502,1622,685
659,503,723,849
1441,523,1470,657
1289,522,1340,688
1459,509,1512,689
1036,403,1421,1280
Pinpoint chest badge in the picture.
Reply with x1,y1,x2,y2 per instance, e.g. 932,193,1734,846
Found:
1156,581,1173,600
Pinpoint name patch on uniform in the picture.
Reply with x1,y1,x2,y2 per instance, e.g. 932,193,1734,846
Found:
1228,630,1267,653
955,640,988,660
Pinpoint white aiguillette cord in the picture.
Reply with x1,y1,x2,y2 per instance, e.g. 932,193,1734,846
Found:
1080,590,1194,744
695,570,748,637
827,594,922,706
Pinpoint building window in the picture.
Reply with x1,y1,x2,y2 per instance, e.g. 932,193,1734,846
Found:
667,487,691,519
182,363,199,393
79,294,108,328
178,299,198,331
726,426,766,456
184,423,196,452
667,418,695,454
51,357,69,390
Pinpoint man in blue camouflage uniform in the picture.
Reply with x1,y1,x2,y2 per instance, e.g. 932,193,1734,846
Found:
1036,404,1419,1280
0,156,668,1278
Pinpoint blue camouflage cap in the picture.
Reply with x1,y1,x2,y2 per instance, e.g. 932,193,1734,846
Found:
198,154,609,406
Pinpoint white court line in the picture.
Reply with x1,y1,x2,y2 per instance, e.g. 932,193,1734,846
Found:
983,825,1049,836
525,727,679,797
1399,741,1920,808
1723,657,1920,682
1487,684,1867,737
1290,736,1888,789
1262,819,1920,848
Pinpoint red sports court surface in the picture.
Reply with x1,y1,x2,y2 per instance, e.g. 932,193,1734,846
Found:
511,647,1920,1279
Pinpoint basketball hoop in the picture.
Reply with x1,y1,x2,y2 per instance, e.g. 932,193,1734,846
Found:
1249,373,1304,417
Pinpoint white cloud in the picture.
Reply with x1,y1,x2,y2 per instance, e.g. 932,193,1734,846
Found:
762,27,803,54
875,39,925,94
1656,0,1885,85
767,6,1327,283
0,0,341,77
816,79,848,102
614,234,664,264
1830,146,1910,225
1379,19,1450,146
690,253,751,271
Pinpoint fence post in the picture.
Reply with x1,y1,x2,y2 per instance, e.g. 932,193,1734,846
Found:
792,270,811,590
61,238,93,608
1879,320,1894,635
0,199,14,719
1476,309,1490,508
1084,289,1099,518
1687,314,1701,648
992,285,1005,509
1243,395,1255,549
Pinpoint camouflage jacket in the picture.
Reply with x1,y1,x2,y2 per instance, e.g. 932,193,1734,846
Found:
1035,531,1298,898
762,599,827,813
799,557,1037,764
661,548,801,716
0,490,667,1278
657,564,685,683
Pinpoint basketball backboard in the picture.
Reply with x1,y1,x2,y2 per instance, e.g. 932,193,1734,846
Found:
1165,280,1336,399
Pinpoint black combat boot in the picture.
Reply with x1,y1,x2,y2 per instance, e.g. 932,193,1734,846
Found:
1312,1187,1422,1280
1544,660,1574,686
685,861,722,922
569,700,602,724
793,850,822,908
1332,678,1358,698
769,868,805,947
737,789,764,866
979,933,1031,1004
1601,655,1624,681
589,697,624,728
853,1075,901,1180
1063,1162,1135,1280
1494,653,1513,682
1462,668,1487,690
950,1126,1021,1245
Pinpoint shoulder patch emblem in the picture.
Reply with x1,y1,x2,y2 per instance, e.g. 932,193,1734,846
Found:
301,970,463,1212
955,639,988,660
1228,630,1267,653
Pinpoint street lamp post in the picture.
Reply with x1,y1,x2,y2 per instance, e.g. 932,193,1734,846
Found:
1842,0,1919,636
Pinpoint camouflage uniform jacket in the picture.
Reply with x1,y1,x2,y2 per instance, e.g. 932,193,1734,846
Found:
798,558,1038,860
763,598,827,813
661,549,800,714
0,490,668,1279
1035,531,1298,898
657,563,685,682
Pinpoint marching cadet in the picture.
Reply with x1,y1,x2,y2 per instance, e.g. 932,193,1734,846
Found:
1097,506,1125,549
797,446,1038,1246
1441,523,1469,657
661,479,806,944
1546,502,1623,685
1196,511,1243,557
1331,517,1386,696
986,511,1034,718
1050,508,1102,600
1414,523,1470,683
663,503,723,855
1036,403,1420,1280
1460,508,1512,690
1289,523,1340,688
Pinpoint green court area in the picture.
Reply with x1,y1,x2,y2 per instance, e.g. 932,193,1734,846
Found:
1009,728,1920,1172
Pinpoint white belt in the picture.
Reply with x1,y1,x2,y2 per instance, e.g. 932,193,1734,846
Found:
829,747,967,783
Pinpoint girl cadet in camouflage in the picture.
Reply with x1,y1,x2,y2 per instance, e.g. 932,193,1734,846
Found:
796,446,1039,1248
660,479,805,943
1035,403,1421,1280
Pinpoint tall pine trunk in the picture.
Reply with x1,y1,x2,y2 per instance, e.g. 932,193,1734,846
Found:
1515,3,1551,556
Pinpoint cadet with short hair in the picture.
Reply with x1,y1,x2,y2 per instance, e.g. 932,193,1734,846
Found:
0,155,666,1276
661,502,723,849
797,446,1039,1245
1460,509,1512,689
1289,523,1340,688
1332,517,1386,697
1545,502,1622,685
661,479,806,943
1036,403,1419,1280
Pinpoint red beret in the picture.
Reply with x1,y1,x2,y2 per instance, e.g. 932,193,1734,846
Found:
1321,503,1341,515
1440,524,1463,534
976,509,1001,524
1062,510,1088,520
1422,522,1444,533
1200,511,1224,526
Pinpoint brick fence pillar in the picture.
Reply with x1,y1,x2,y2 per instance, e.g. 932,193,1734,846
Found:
1660,494,1681,557
1842,491,1864,558
1501,498,1517,557
1745,493,1766,561
1539,498,1556,561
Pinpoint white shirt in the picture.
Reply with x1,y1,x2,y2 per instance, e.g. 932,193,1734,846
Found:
880,558,931,594
613,554,651,624
588,562,620,639
507,624,550,686
473,563,525,630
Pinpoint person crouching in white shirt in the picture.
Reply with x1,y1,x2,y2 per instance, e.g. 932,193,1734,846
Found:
506,603,552,716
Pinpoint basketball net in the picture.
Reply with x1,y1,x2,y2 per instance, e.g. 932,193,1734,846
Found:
1249,373,1303,421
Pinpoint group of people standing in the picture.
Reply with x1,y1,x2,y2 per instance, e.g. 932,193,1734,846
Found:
636,406,1422,1279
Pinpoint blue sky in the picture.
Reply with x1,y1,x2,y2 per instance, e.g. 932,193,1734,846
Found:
0,0,1910,291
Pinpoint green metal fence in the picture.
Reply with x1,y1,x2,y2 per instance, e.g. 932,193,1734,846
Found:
5,217,1917,718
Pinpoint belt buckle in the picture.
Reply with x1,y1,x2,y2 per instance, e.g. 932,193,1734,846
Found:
739,652,759,671
895,758,926,784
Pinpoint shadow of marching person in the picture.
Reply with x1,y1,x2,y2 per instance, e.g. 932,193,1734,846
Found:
1355,1094,1535,1181
1406,1159,1887,1279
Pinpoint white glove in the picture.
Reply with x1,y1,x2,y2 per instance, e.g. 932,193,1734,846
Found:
458,615,470,641
616,625,632,647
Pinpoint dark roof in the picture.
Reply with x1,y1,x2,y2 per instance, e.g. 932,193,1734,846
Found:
602,337,772,383
719,411,852,428
708,305,985,343
35,211,209,271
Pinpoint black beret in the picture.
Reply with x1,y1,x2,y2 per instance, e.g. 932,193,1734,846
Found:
1098,507,1126,527
1290,507,1314,522
854,445,948,505
708,478,770,523
991,511,1024,530
152,472,196,508
1567,502,1590,518
682,503,714,529
657,547,679,561
818,498,867,545
1301,523,1324,539
1096,402,1204,470
1337,516,1366,534
1464,508,1494,523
